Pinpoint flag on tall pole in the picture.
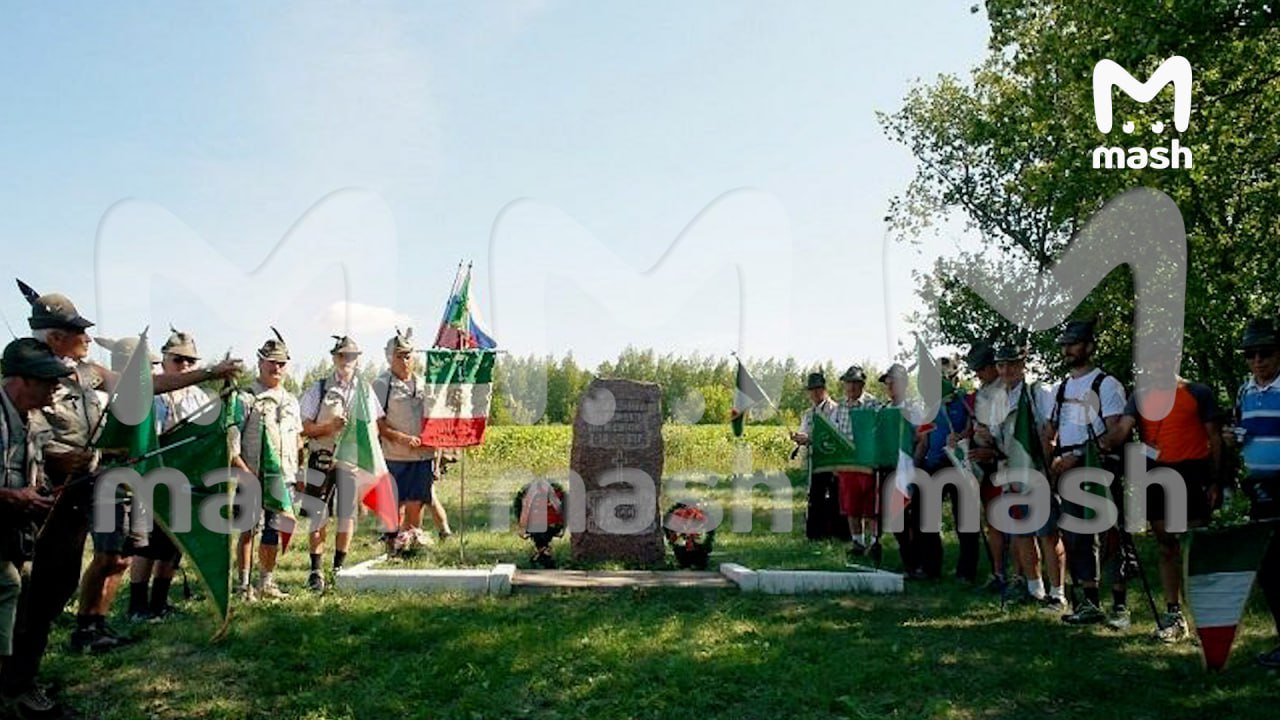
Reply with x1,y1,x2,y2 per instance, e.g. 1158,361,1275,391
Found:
730,359,770,438
1183,523,1276,671
419,349,496,447
434,262,497,350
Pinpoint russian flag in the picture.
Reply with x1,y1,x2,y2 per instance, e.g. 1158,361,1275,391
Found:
435,264,497,350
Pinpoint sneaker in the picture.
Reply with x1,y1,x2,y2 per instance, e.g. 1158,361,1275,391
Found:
1106,606,1132,631
979,575,1006,595
257,580,290,600
1256,646,1280,669
868,540,883,568
307,571,326,593
1153,612,1189,643
1062,600,1106,625
1,686,61,718
438,529,454,541
127,609,153,623
69,626,130,654
850,539,867,557
1039,596,1068,614
1003,576,1027,600
236,584,256,602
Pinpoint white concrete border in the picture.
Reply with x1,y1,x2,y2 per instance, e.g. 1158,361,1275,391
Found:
719,562,903,594
335,557,515,595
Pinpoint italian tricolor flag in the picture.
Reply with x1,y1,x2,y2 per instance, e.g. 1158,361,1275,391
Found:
419,349,496,448
1184,523,1276,671
334,380,399,532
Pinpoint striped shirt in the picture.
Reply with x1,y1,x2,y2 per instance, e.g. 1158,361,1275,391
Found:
1237,373,1280,480
833,395,881,440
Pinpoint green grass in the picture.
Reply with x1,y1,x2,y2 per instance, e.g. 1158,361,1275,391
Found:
38,431,1280,719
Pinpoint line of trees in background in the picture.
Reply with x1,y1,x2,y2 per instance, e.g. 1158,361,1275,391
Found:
284,347,899,426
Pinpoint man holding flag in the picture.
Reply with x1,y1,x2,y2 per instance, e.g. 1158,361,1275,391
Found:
231,331,301,601
792,371,847,542
299,335,387,592
832,366,881,560
373,329,437,549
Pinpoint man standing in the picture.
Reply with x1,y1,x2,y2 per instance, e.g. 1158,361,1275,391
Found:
791,371,845,541
0,340,66,719
1,284,240,714
1227,317,1280,667
300,335,383,591
881,363,933,578
1102,355,1220,642
987,344,1067,609
832,366,881,560
921,356,976,582
232,331,302,600
1046,320,1130,628
964,343,1008,592
128,328,208,620
373,329,437,551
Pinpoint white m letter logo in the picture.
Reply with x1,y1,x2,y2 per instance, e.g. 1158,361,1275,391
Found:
1093,56,1192,134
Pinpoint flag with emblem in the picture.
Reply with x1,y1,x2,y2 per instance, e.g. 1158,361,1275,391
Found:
419,349,496,448
1183,523,1276,671
434,263,497,350
334,380,399,533
809,413,859,473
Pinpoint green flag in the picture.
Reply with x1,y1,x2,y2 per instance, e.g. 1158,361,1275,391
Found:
152,391,241,639
96,332,160,475
810,413,859,473
258,414,295,519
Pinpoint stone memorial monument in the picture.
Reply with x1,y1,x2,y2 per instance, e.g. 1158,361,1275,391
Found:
569,379,665,565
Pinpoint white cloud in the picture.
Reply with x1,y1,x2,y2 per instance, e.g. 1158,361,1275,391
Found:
318,301,414,336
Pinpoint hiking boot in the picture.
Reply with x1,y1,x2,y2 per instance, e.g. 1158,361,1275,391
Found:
2,686,61,718
1153,612,1189,643
236,584,256,602
979,575,1006,595
1062,600,1106,625
850,539,867,557
149,604,181,621
868,540,883,568
438,529,454,541
256,580,289,600
1256,646,1280,669
1039,596,1068,614
307,571,326,593
69,626,130,654
127,609,153,623
1106,606,1131,631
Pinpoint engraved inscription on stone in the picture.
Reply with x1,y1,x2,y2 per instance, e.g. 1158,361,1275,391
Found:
585,397,657,449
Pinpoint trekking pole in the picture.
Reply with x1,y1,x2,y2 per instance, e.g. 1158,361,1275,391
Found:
1119,527,1163,629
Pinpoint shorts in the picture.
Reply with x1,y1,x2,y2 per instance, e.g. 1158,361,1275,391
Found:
836,471,876,517
1011,493,1060,538
134,527,182,564
89,498,140,556
0,560,21,656
300,463,359,527
1142,457,1211,527
389,459,434,504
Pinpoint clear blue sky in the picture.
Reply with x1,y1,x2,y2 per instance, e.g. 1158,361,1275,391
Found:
0,1,990,372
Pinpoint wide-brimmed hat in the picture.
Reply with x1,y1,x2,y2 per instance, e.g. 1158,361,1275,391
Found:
94,336,160,373
1056,319,1096,345
1240,317,1279,350
994,344,1027,363
18,279,94,331
161,327,199,359
257,327,290,363
879,363,908,383
965,342,996,371
805,371,827,390
839,365,866,383
330,335,361,355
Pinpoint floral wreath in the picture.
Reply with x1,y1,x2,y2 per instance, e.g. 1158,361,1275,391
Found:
663,501,716,568
512,480,568,540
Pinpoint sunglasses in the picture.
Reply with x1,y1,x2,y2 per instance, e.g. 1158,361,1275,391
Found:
171,356,198,366
1244,347,1277,360
264,360,287,368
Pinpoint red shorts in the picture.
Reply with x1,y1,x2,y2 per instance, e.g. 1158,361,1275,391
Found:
836,471,877,517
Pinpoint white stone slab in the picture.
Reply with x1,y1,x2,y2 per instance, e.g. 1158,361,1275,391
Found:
335,556,494,595
755,568,902,595
718,563,760,592
489,563,516,596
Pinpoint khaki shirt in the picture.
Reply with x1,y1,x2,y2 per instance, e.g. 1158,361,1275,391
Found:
1,389,45,490
371,370,434,462
300,373,383,454
29,358,104,466
234,382,302,477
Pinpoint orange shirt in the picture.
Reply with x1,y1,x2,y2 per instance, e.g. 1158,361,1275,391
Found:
1132,382,1214,463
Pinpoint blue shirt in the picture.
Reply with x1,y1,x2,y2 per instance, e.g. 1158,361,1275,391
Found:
1238,373,1280,481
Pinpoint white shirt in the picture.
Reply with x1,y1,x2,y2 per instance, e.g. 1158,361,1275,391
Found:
1052,368,1126,448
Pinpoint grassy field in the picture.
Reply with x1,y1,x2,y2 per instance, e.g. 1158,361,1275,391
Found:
40,426,1280,719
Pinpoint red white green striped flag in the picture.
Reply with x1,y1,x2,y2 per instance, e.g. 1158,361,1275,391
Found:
334,380,399,532
1183,522,1276,671
419,349,496,448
